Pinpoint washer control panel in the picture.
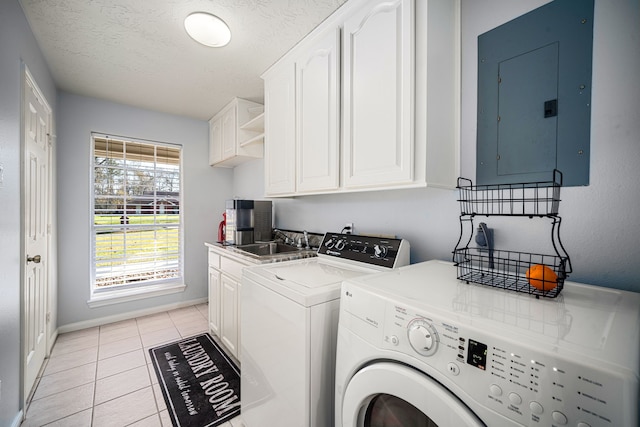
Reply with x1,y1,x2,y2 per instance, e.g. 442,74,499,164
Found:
318,233,408,268
376,301,628,427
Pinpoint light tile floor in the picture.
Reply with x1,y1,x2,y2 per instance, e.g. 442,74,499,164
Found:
21,303,245,427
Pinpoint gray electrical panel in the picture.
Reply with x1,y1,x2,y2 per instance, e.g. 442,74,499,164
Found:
477,0,594,186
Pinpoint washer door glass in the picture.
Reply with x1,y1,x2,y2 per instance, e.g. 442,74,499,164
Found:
342,362,485,427
365,393,437,427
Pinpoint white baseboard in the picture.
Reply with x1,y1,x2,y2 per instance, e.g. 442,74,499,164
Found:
57,297,208,334
10,410,24,427
47,329,58,356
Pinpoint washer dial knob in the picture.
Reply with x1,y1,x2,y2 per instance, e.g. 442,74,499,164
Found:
373,244,388,258
407,319,438,356
335,239,346,250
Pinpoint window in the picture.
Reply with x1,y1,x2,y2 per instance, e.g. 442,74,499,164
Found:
90,133,184,305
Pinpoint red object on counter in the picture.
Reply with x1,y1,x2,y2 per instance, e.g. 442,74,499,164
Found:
218,213,226,242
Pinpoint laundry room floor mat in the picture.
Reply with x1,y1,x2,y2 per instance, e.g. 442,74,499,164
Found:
149,333,241,427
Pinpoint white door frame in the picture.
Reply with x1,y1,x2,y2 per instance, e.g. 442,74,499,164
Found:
21,65,55,405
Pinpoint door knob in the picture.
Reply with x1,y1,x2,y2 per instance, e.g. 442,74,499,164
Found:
27,254,41,264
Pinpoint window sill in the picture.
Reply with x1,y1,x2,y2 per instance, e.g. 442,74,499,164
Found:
87,282,186,308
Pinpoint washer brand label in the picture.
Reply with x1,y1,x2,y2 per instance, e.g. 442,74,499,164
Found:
365,317,379,327
326,250,341,256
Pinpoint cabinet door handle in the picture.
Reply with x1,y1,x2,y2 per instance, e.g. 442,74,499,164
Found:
27,254,42,264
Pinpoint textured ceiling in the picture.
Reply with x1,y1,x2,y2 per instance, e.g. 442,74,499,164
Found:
19,0,347,120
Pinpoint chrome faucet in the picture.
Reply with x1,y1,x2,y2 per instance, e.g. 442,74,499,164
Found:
303,230,310,249
274,229,292,245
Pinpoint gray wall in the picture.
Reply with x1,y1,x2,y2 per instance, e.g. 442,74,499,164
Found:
0,1,57,424
234,0,640,293
56,92,233,326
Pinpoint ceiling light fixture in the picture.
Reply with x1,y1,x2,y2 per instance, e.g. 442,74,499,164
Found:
184,12,231,47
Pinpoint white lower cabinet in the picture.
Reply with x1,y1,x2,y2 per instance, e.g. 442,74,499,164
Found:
208,266,221,336
220,274,239,357
206,246,250,359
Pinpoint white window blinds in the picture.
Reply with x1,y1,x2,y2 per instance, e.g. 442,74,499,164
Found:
92,134,183,289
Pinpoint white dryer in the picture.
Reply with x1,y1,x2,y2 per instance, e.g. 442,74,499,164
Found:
241,232,410,427
335,260,640,427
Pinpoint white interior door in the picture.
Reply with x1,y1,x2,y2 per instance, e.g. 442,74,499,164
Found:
23,69,51,401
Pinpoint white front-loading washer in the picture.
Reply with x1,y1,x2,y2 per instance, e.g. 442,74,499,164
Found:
335,260,640,427
241,232,410,427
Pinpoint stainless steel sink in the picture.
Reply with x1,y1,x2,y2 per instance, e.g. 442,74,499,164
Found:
237,242,302,256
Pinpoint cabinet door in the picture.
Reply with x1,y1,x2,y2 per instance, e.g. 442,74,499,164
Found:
296,27,341,192
264,62,296,195
209,117,223,165
221,106,237,161
208,267,221,336
236,278,242,360
220,274,238,357
342,0,414,188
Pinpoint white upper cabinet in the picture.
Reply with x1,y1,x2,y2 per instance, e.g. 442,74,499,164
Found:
220,106,237,161
263,62,296,195
209,98,264,168
296,27,341,193
342,0,414,189
209,117,222,165
263,28,341,196
261,0,460,196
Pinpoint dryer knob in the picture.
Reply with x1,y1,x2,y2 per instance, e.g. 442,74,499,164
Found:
407,319,438,356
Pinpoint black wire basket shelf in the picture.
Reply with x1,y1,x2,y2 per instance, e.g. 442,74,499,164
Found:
453,170,571,299
457,169,562,217
453,247,568,299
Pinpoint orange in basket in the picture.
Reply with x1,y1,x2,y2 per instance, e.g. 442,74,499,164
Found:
526,264,558,291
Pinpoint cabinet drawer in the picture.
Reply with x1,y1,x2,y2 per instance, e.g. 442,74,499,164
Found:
220,257,248,280
208,250,221,269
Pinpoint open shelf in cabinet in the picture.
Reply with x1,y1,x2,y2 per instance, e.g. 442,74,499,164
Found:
240,111,264,132
239,111,264,147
